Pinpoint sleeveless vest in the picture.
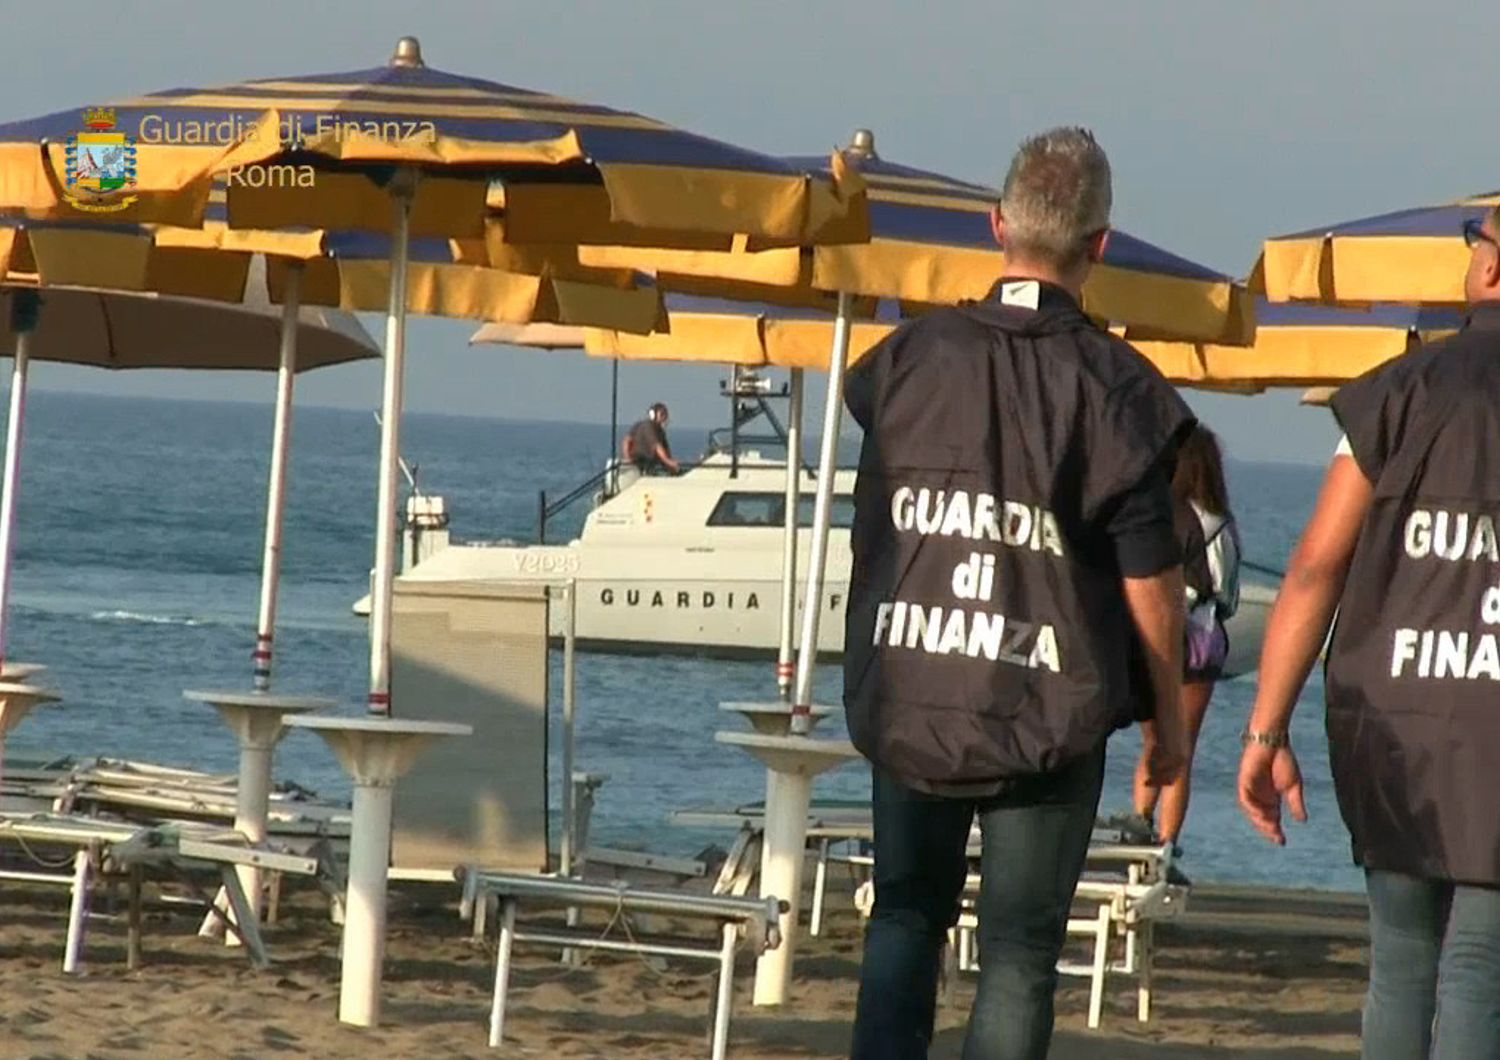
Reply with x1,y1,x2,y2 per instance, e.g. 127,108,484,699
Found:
1327,304,1500,884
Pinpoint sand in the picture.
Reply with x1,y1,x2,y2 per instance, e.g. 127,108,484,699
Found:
0,877,1365,1059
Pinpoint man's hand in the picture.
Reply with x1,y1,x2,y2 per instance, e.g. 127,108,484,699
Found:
1142,723,1187,788
1237,742,1306,845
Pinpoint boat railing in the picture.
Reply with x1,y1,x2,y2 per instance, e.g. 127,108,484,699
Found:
536,457,711,543
537,464,617,545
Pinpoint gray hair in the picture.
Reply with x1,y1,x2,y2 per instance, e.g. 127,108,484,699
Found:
999,127,1112,269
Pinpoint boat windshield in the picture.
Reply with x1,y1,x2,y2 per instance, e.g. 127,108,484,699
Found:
707,491,855,529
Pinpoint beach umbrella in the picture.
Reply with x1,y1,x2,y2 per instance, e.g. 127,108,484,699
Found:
1130,299,1463,387
0,264,376,674
0,35,867,725
0,36,873,1028
1254,191,1499,306
0,274,375,768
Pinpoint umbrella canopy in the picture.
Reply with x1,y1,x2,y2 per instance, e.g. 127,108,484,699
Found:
0,37,863,248
570,130,1251,343
1131,299,1463,386
1255,191,1498,306
507,293,1461,389
0,282,375,369
0,212,666,335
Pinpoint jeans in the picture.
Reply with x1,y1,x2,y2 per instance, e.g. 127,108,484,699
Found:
1363,870,1500,1059
850,744,1106,1060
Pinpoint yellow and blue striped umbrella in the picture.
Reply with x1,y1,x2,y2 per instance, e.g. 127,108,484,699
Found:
567,130,1251,343
0,216,666,335
1255,191,1498,306
1130,299,1463,386
0,38,863,248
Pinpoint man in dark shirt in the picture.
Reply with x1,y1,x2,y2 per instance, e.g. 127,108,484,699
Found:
621,402,680,475
844,127,1191,1060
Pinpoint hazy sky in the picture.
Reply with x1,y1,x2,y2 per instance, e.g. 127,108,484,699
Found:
3,0,1495,465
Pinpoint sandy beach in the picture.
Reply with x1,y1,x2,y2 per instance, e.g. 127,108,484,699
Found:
0,873,1366,1059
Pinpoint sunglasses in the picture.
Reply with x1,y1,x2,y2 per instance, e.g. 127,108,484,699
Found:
1463,217,1497,250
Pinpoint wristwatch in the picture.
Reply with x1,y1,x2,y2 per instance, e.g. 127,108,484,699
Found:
1241,728,1290,749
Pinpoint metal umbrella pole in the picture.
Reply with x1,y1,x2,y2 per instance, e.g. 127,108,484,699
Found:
252,261,303,690
367,171,416,717
776,368,804,700
789,294,853,732
0,289,38,674
0,290,59,794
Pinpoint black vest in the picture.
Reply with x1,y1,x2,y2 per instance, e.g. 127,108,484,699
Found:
1328,303,1500,884
842,281,1194,794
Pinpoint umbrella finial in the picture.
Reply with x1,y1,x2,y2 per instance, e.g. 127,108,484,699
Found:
845,128,878,159
390,36,425,67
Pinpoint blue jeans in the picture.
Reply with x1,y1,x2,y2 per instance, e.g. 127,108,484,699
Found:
1364,870,1500,1059
850,745,1106,1060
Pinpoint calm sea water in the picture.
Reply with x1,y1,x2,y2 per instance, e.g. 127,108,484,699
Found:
4,391,1359,892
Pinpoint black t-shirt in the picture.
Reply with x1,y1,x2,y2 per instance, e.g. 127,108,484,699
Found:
626,418,670,467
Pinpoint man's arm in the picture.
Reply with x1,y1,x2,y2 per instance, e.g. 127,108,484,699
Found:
1107,457,1188,783
653,440,680,473
1239,453,1371,844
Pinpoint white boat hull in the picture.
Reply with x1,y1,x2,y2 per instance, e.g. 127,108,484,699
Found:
358,453,1276,678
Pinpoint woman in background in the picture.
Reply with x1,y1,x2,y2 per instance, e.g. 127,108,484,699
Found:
1130,424,1241,847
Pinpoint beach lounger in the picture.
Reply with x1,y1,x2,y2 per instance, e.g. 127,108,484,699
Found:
0,812,317,972
461,869,783,1060
943,849,1188,1028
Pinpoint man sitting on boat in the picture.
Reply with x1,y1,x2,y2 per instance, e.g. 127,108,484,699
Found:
621,402,681,476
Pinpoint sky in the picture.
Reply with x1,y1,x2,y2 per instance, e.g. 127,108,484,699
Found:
3,0,1497,465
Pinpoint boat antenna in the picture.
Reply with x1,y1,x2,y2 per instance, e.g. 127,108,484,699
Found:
372,410,422,495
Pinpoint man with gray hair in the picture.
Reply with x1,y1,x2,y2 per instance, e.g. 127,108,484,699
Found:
842,127,1193,1058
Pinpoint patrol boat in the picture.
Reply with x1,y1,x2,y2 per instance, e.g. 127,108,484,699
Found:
355,372,1275,676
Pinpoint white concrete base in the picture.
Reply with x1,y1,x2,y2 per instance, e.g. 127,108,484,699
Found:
720,701,833,737
285,714,470,1028
184,689,333,947
713,730,860,1006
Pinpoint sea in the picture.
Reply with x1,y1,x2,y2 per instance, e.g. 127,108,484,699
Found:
4,390,1360,894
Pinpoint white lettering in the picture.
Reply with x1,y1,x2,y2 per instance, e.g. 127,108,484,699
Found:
1470,634,1500,680
1391,628,1419,677
1434,511,1469,561
951,553,982,600
966,611,1005,659
1029,625,1062,672
973,493,1001,542
891,487,915,531
915,489,945,534
1002,501,1031,547
939,490,972,538
1435,631,1469,679
1473,516,1500,562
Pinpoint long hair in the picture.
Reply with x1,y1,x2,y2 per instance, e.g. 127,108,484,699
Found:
1173,424,1231,517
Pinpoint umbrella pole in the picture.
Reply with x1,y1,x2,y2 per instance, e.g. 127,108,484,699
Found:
368,176,415,716
0,291,39,672
609,358,619,481
776,368,804,700
253,262,303,692
790,294,853,733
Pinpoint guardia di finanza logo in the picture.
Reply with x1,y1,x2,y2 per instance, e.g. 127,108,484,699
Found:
64,108,138,212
